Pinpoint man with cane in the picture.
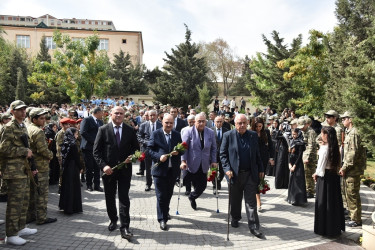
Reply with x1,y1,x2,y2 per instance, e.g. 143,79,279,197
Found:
220,114,265,238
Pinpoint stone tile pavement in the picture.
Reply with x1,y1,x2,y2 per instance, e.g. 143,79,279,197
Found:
0,164,374,249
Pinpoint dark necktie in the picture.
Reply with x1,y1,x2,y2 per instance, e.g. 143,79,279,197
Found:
115,126,121,147
166,134,171,150
152,123,155,132
96,119,100,127
218,129,221,141
199,131,204,149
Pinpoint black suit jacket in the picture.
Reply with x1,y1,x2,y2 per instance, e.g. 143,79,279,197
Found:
220,129,264,183
147,129,182,178
80,116,103,150
93,122,139,173
136,120,162,151
212,126,229,159
174,118,187,133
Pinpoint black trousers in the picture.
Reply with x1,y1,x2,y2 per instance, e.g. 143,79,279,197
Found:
231,170,260,230
145,156,152,186
102,171,131,229
153,170,175,222
213,159,224,188
83,149,100,188
138,160,145,173
185,167,207,200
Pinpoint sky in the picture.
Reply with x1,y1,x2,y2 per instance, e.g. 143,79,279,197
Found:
0,0,338,69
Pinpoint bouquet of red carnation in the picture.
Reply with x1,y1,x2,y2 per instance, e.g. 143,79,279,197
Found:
258,179,270,194
152,142,188,168
207,166,218,182
103,150,145,176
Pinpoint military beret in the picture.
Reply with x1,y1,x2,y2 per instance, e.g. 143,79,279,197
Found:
340,111,353,118
10,100,27,111
76,118,83,123
60,117,72,124
30,108,48,119
325,110,338,117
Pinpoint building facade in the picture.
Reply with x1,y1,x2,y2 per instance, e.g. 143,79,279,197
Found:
0,14,143,64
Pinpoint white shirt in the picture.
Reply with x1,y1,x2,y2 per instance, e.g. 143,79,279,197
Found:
112,122,123,139
315,144,329,177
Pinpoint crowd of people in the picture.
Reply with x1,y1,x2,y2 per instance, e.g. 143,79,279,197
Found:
0,95,367,245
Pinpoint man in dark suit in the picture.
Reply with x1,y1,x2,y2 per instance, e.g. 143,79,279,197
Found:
147,114,182,231
220,114,265,238
136,110,162,191
170,107,187,133
211,116,229,194
80,106,104,192
93,106,139,240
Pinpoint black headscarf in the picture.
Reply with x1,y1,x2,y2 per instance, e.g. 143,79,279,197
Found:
290,129,305,149
61,127,77,165
44,122,57,140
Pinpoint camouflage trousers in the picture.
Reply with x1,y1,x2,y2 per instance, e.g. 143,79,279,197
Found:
0,175,7,195
343,175,362,224
304,161,316,194
27,171,49,224
5,177,30,237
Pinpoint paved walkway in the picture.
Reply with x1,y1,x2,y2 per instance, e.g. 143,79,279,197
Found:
0,164,374,249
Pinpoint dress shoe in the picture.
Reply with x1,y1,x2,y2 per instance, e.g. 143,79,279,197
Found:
94,186,104,192
120,227,133,240
136,172,144,176
145,185,151,191
37,217,57,225
185,190,191,196
231,220,239,228
86,186,93,192
160,221,167,230
250,229,264,238
108,221,117,231
189,197,197,210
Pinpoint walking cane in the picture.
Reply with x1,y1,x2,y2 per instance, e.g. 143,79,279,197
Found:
215,175,219,213
227,179,231,241
176,170,183,215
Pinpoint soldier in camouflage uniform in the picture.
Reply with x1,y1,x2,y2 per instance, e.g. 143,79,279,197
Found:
340,111,366,227
0,112,12,202
317,110,343,148
26,108,57,225
55,117,72,193
0,100,37,246
298,117,318,198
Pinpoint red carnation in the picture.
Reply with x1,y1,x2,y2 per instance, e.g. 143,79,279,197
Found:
139,152,146,162
181,141,188,149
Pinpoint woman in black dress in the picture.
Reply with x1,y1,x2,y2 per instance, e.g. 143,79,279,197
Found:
274,122,290,188
313,126,345,237
287,128,307,206
59,127,83,214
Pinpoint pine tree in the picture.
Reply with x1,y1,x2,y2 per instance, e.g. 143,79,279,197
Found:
15,67,26,101
151,24,209,109
37,36,51,63
196,83,212,114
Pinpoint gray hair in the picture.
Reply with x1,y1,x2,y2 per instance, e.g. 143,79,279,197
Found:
187,115,195,121
234,114,247,123
149,110,157,115
196,112,206,120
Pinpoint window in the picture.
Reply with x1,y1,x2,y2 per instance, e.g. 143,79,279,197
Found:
50,20,54,25
122,39,127,44
16,35,30,48
108,22,112,25
98,39,108,51
72,37,85,45
45,37,56,49
71,20,75,24
20,17,25,21
103,21,107,25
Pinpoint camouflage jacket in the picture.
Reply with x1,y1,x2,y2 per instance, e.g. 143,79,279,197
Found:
0,119,29,179
27,123,53,173
302,127,318,163
55,129,65,161
342,126,366,176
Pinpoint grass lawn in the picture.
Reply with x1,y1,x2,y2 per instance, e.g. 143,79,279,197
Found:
364,158,375,178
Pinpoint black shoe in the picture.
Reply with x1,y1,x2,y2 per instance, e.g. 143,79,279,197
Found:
145,185,151,191
185,190,191,196
87,186,93,192
136,172,144,176
160,221,167,231
37,217,57,225
167,214,171,220
346,220,362,227
189,197,197,210
306,192,314,198
231,220,239,228
250,229,264,238
81,174,86,183
108,221,117,231
120,227,133,240
94,186,103,192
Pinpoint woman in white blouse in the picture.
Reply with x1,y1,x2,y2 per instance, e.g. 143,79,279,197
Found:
313,126,345,237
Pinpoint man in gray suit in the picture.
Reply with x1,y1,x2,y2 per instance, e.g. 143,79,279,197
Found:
207,111,216,129
220,114,264,238
137,110,162,191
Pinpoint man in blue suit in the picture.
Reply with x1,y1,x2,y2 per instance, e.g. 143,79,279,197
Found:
181,113,217,210
220,114,265,238
147,114,182,230
80,106,104,192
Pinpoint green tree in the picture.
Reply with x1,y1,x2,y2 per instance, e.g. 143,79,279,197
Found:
247,31,302,111
228,55,252,96
196,83,212,114
144,67,162,86
15,67,26,100
37,36,51,63
151,24,209,108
